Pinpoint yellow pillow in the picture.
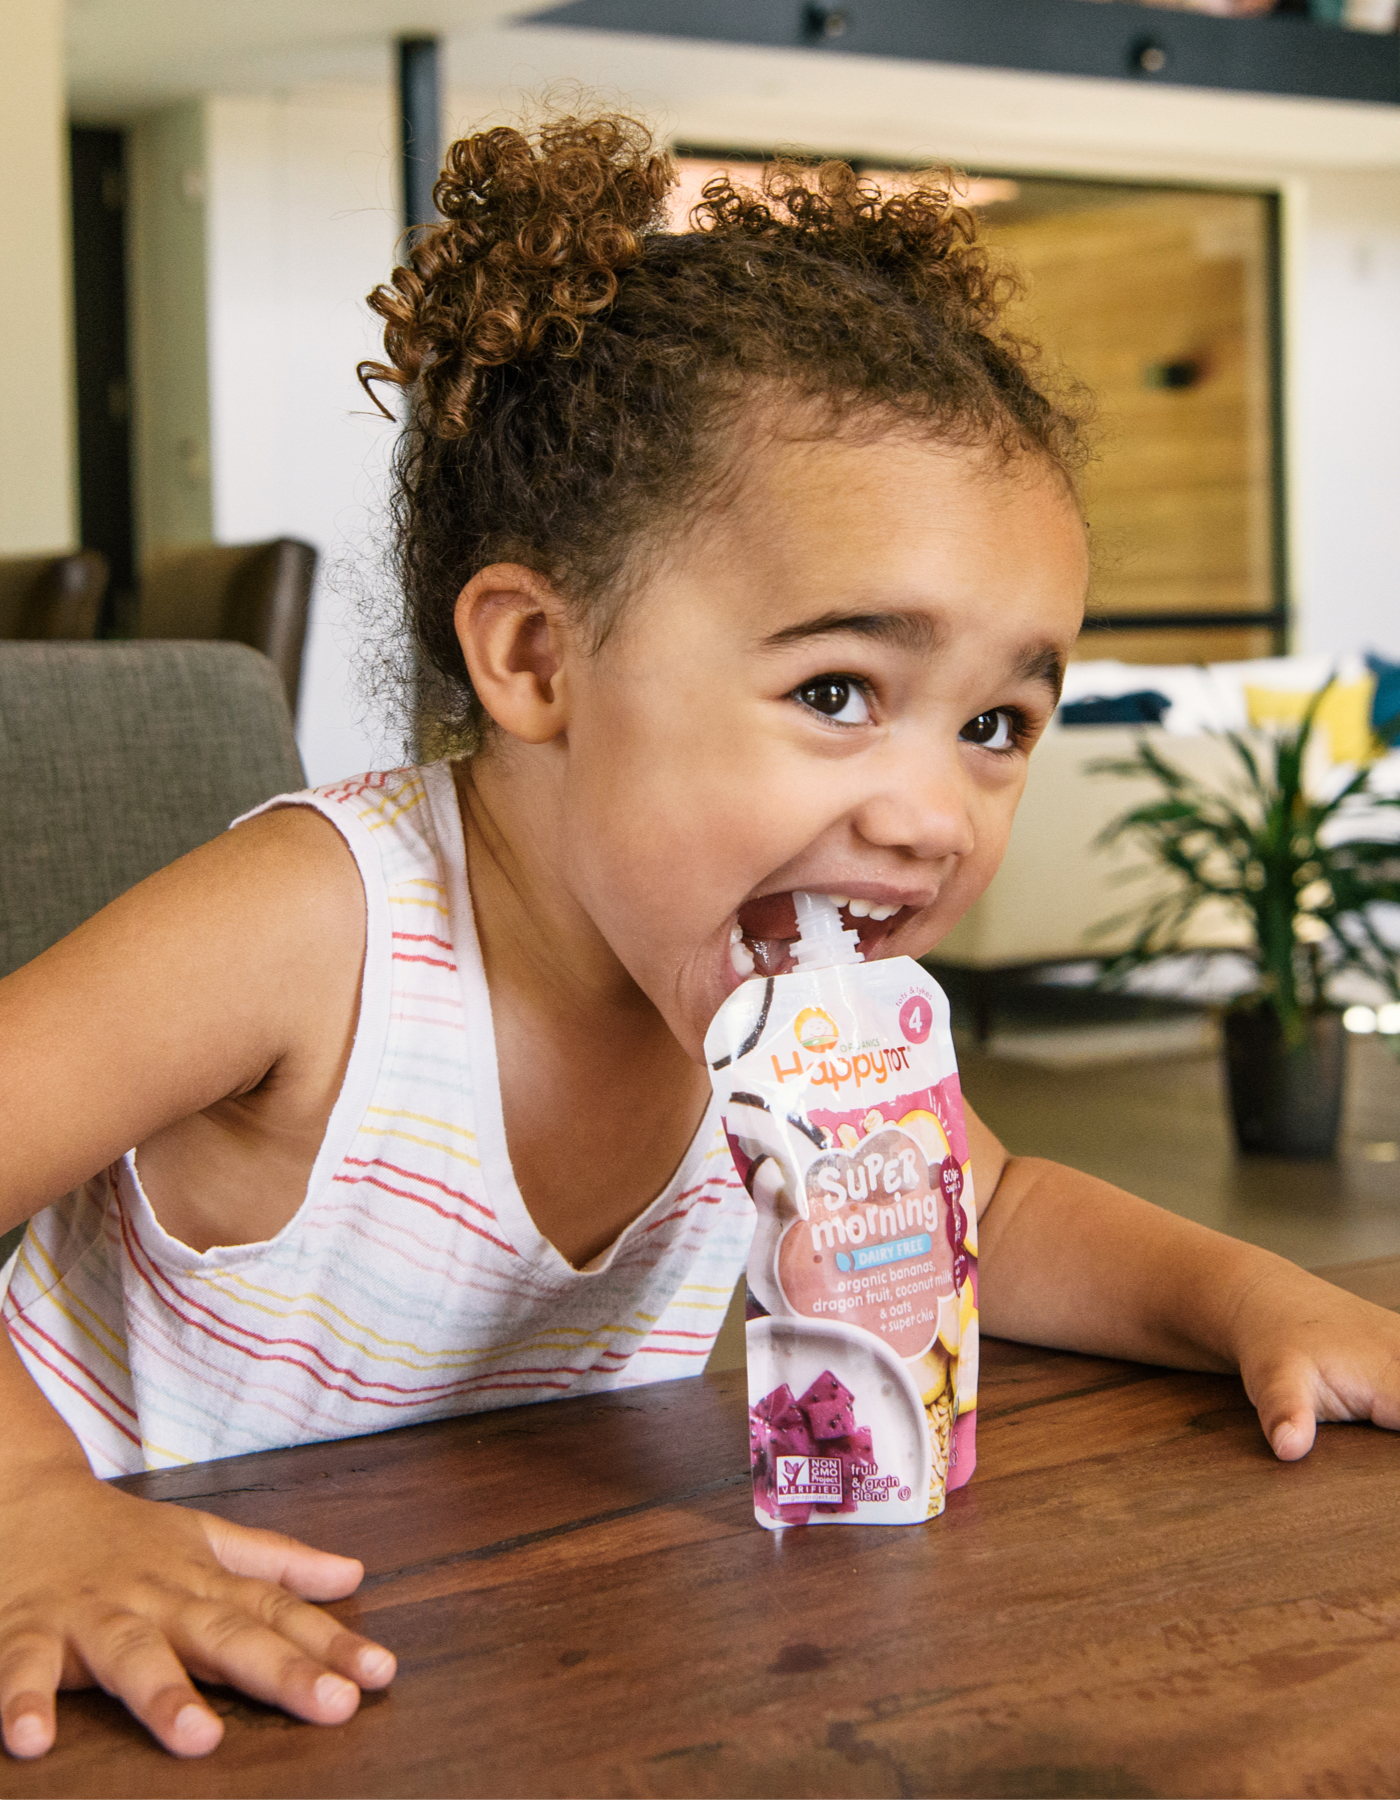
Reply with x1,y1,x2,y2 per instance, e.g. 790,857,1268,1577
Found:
1243,676,1378,765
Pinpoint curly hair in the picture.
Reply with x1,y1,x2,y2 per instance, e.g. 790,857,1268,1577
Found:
361,110,1089,755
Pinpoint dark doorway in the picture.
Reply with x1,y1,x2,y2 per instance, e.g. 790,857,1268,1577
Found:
70,126,136,635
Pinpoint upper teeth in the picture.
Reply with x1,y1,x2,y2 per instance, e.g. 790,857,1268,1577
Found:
841,897,900,920
728,895,900,973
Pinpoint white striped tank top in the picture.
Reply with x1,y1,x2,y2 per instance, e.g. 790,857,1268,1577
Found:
2,764,754,1475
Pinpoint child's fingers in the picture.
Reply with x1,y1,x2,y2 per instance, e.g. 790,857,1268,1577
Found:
1266,1414,1317,1461
78,1616,223,1758
195,1516,395,1690
1250,1363,1320,1461
169,1600,364,1725
192,1578,395,1693
0,1633,62,1759
197,1511,364,1601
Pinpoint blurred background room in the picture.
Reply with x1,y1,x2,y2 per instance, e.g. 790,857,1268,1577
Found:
3,0,1400,1277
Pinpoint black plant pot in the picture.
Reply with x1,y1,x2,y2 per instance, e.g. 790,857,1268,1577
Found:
1222,1004,1346,1159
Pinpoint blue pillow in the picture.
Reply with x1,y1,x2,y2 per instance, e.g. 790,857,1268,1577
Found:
1367,653,1400,745
1059,689,1172,727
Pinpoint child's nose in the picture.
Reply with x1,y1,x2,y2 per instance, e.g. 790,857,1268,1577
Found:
851,748,977,864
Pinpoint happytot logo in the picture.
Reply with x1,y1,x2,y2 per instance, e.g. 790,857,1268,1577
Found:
794,1007,839,1053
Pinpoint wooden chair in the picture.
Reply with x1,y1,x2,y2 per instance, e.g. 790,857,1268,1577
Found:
139,538,317,715
0,551,108,640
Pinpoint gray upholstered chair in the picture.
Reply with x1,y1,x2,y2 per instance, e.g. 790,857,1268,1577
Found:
0,641,306,1267
139,538,317,715
0,641,305,981
0,551,109,641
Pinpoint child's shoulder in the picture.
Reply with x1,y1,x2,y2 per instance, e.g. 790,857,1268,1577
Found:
0,781,373,1224
279,762,460,906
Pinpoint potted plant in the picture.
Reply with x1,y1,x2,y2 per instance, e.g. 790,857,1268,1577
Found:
1090,689,1400,1157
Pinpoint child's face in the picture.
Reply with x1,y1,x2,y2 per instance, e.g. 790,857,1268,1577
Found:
545,427,1087,1060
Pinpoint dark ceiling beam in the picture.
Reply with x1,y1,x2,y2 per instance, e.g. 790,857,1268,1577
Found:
398,35,443,240
526,0,1399,106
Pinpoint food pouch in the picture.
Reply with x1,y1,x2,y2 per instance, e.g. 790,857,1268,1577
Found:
705,893,977,1528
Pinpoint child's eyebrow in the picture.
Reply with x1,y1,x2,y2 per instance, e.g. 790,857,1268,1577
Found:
758,610,944,654
759,612,1067,704
1015,645,1067,705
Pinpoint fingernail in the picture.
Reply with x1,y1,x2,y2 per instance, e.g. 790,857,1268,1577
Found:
359,1647,395,1683
314,1673,359,1713
173,1703,220,1748
9,1713,48,1758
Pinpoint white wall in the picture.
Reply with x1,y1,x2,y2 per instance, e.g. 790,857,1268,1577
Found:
1289,173,1400,663
128,103,214,560
0,0,73,554
202,89,402,783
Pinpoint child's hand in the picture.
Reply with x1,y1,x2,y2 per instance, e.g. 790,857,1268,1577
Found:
1233,1264,1400,1461
0,1469,395,1759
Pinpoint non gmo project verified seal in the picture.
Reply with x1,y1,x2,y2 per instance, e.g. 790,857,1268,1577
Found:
775,1455,843,1501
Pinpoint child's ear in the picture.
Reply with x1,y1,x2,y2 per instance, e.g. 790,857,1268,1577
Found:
453,564,573,745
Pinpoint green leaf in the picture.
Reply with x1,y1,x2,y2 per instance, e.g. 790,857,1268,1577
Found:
1086,683,1400,1027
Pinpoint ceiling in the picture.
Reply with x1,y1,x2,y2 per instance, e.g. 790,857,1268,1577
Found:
65,0,545,115
65,0,1400,177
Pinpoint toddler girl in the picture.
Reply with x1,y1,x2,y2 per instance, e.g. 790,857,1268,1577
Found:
2,110,1398,1762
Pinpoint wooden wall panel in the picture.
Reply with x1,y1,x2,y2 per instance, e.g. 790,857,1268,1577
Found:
986,190,1277,665
1072,624,1277,664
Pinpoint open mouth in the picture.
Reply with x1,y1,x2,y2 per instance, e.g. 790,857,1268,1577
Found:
729,891,909,980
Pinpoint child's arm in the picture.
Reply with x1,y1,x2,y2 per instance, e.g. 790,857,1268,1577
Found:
967,1103,1400,1459
0,811,396,1759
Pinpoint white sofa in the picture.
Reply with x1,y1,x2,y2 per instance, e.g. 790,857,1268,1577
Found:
934,654,1400,974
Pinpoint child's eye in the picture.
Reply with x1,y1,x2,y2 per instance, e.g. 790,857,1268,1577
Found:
793,677,872,726
960,709,1017,751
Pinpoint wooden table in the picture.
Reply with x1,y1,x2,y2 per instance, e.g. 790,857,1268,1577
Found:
6,1259,1400,1800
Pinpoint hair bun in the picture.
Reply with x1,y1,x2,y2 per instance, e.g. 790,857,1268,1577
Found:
363,114,674,437
693,161,997,330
